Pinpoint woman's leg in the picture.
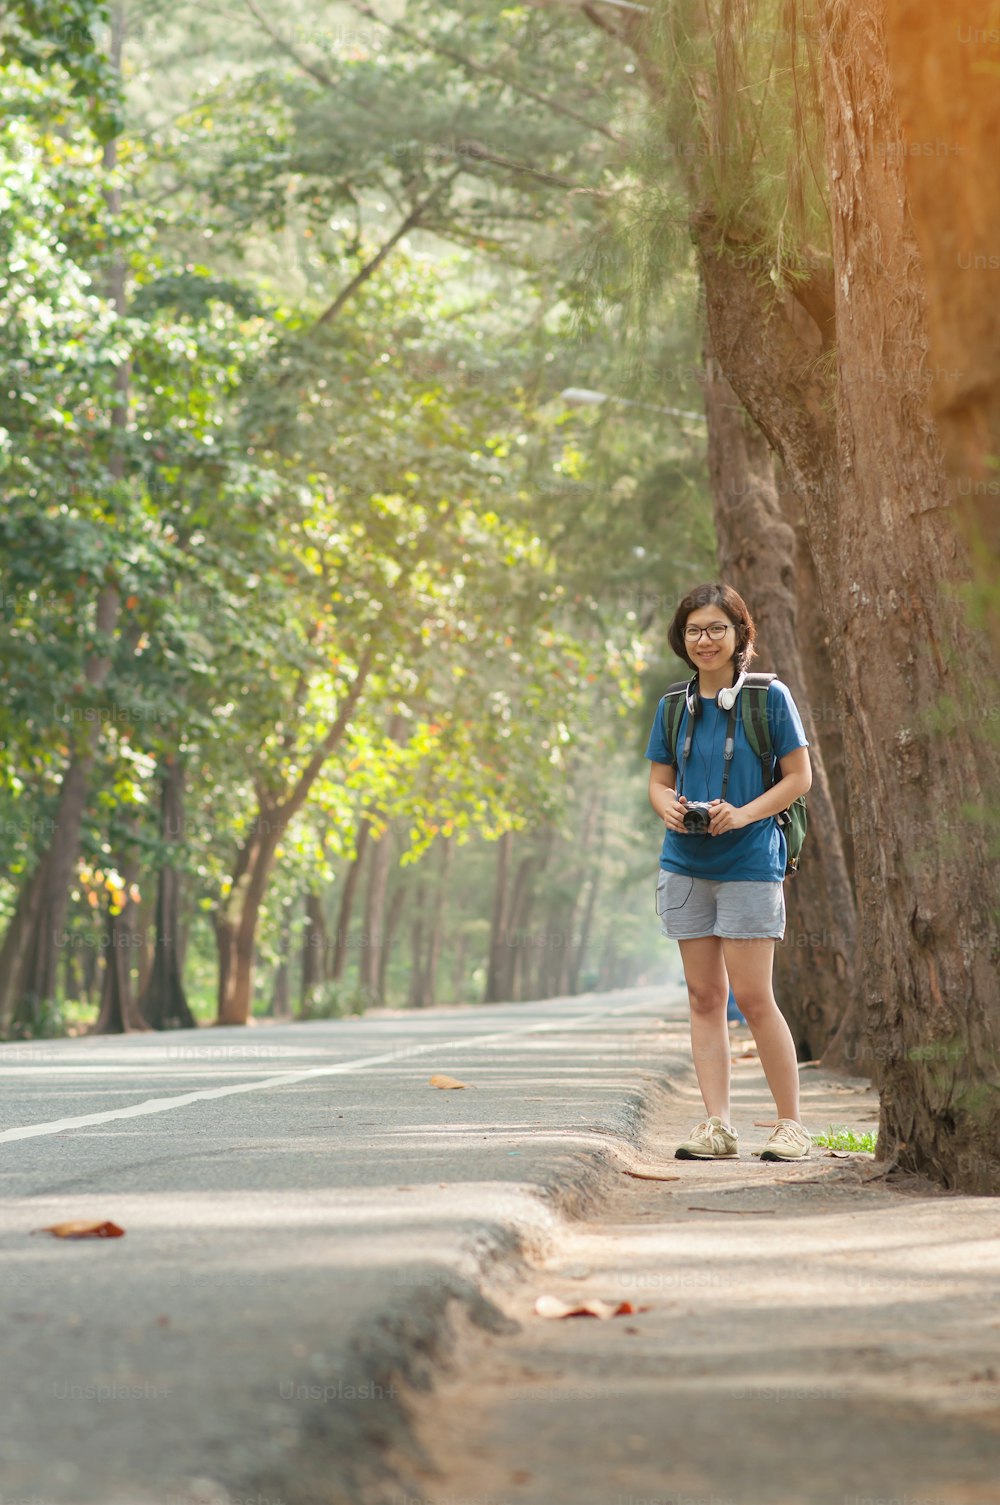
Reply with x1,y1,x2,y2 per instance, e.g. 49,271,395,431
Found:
721,937,800,1121
677,935,732,1124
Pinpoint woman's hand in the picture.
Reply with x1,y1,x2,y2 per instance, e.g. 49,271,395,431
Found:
707,799,750,835
661,791,689,833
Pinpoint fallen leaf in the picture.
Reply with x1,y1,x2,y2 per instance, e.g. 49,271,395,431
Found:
429,1073,467,1090
825,1150,852,1158
753,1120,777,1128
32,1220,125,1239
533,1294,650,1320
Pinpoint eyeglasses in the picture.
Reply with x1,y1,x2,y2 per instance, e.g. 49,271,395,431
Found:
684,622,733,642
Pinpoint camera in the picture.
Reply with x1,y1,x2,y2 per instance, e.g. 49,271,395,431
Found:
682,801,714,834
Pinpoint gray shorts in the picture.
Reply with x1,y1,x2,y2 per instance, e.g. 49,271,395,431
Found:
656,870,785,941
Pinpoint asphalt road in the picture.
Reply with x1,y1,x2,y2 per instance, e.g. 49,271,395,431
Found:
0,984,686,1505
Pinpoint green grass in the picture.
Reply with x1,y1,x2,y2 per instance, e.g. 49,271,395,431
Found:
811,1124,877,1153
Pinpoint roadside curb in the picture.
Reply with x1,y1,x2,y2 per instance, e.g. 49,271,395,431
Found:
240,1060,686,1505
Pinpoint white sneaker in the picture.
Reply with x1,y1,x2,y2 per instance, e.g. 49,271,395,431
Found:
758,1118,812,1160
675,1115,739,1159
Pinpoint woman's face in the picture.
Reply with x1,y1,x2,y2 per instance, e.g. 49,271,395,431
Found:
683,605,738,671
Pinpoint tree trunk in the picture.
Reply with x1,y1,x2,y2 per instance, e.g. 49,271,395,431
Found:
300,889,328,1013
701,335,859,1064
815,0,1000,1184
421,837,454,1007
214,651,374,1025
331,818,371,982
451,930,469,1005
484,830,513,1003
881,0,1000,651
688,3,1000,1188
92,833,148,1035
378,880,407,1003
406,878,427,1009
359,821,394,1003
138,756,196,1030
215,809,282,1025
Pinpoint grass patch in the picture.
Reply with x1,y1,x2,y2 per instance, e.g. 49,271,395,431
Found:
811,1124,877,1153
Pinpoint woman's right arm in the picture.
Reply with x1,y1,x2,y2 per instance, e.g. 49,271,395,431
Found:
648,762,687,832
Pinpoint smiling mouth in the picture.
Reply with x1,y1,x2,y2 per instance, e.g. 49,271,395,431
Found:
697,651,719,659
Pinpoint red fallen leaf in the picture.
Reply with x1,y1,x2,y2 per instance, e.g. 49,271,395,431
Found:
533,1295,650,1320
32,1220,125,1239
429,1073,468,1090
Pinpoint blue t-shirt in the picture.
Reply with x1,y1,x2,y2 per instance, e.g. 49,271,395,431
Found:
644,679,809,881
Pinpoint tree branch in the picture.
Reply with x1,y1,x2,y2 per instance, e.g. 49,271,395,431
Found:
344,0,626,146
309,166,462,331
281,645,376,821
240,0,337,89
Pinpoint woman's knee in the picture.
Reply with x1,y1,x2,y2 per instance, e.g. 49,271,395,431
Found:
687,983,729,1017
734,990,778,1023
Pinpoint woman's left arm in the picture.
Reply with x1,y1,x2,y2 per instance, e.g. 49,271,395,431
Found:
708,746,812,833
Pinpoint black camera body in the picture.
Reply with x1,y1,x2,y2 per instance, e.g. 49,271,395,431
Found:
681,800,714,834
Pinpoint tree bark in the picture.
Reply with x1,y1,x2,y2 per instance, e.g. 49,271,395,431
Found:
701,333,859,1064
881,0,1000,651
687,3,1000,1187
138,756,196,1030
331,818,371,982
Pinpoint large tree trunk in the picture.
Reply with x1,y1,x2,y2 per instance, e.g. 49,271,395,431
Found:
701,336,860,1065
881,0,1000,652
138,756,196,1030
815,0,1000,1185
689,2,1000,1189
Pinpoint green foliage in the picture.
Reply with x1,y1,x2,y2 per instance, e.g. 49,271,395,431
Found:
0,0,709,1028
811,1125,877,1153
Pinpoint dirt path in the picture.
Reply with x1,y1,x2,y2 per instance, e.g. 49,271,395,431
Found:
381,1020,1000,1505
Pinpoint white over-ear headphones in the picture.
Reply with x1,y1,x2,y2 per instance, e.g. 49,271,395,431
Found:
717,670,747,711
684,668,746,716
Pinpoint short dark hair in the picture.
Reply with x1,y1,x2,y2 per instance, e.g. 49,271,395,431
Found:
667,581,758,675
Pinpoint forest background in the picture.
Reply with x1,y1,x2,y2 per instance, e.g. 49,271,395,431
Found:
1,0,998,1191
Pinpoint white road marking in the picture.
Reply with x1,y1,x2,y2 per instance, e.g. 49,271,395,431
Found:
0,1000,658,1146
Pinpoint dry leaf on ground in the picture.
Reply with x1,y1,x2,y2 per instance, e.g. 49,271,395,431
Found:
429,1073,468,1090
533,1294,650,1320
32,1220,125,1239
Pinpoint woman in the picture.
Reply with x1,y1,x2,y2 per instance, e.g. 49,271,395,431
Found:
645,582,813,1162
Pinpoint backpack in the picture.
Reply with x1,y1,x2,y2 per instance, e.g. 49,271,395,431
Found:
661,671,808,878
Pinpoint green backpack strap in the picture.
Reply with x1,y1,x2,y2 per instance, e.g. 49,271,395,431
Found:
739,672,808,875
661,680,693,768
738,672,778,792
